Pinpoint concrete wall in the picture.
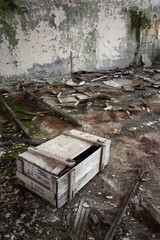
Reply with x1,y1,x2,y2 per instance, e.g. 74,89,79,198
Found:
0,0,160,82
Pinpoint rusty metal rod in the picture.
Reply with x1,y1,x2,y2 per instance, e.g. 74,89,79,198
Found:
104,168,145,240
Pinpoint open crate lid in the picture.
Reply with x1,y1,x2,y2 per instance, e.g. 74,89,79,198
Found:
18,130,107,176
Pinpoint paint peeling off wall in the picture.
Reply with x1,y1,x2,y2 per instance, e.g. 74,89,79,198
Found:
0,0,160,82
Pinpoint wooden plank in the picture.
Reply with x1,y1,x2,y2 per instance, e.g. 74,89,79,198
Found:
67,129,107,142
50,176,57,193
25,90,82,126
58,147,101,197
16,159,23,173
68,169,76,201
51,177,58,207
2,134,43,145
18,152,65,176
23,160,53,189
58,161,100,208
17,158,62,198
141,197,160,225
57,148,102,208
18,153,57,173
63,129,107,146
103,140,110,166
51,164,65,175
16,171,56,206
99,146,106,172
75,202,90,239
75,203,87,238
74,199,85,232
0,98,30,138
28,147,76,167
36,134,91,161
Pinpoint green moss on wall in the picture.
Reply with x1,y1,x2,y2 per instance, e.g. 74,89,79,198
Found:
84,29,96,54
20,15,37,32
54,1,99,23
0,18,18,47
54,1,98,63
129,6,151,43
43,12,56,28
0,0,28,48
0,0,40,48
123,6,151,52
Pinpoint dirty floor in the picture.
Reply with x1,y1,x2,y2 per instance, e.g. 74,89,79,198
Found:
0,66,160,240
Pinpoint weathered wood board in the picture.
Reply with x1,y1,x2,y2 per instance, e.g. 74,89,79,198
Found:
17,171,56,206
16,129,111,208
57,147,102,208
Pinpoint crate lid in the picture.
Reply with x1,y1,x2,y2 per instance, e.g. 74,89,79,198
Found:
18,130,107,175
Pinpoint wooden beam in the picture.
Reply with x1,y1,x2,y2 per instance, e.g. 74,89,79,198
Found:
63,131,106,146
74,201,90,240
25,90,82,126
99,145,106,172
51,164,66,176
141,197,160,225
68,169,76,201
2,134,43,145
0,98,30,138
28,147,76,167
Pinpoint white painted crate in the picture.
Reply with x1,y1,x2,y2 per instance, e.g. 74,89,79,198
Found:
16,130,111,208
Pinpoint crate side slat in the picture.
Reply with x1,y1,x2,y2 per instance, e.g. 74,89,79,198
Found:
57,148,102,197
16,159,23,173
23,160,52,189
57,150,101,208
99,140,111,171
16,171,56,206
57,148,102,207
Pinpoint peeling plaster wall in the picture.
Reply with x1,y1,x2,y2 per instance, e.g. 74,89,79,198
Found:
0,0,160,82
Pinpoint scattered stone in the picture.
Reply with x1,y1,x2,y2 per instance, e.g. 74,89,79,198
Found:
11,234,15,240
4,234,10,238
129,127,137,131
105,195,113,199
19,229,25,236
152,234,156,239
5,212,11,219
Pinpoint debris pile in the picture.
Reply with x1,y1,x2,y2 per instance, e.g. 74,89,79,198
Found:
0,66,160,239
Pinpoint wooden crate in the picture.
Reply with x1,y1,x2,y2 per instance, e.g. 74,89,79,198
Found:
16,130,111,208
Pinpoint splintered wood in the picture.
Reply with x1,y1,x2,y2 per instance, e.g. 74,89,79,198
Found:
16,129,111,208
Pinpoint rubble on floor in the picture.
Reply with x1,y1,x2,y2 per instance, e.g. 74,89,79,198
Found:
0,66,160,240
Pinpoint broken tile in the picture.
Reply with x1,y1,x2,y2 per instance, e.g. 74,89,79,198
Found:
103,79,132,89
73,93,90,101
131,78,144,87
58,95,78,104
66,78,85,87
